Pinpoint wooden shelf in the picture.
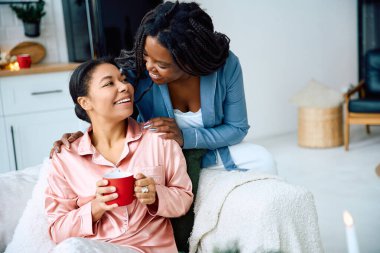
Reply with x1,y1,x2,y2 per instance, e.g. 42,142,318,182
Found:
0,63,80,77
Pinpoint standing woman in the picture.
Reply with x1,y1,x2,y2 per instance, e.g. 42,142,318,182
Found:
116,3,278,250
116,1,277,174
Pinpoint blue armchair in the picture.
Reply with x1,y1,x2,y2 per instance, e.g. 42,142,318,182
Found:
344,48,380,150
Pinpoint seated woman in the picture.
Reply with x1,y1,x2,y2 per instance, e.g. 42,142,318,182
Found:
45,58,193,253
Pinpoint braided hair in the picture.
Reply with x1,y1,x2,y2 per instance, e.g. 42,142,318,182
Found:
116,1,230,79
69,57,117,123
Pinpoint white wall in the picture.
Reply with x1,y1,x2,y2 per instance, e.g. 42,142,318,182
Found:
195,0,358,140
0,0,67,63
1,0,358,140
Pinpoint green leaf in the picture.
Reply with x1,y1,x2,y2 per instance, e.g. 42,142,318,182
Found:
10,0,46,23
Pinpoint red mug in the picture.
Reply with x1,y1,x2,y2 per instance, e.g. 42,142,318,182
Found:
17,54,32,69
103,171,135,206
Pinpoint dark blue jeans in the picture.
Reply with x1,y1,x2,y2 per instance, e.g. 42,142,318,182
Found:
171,149,207,253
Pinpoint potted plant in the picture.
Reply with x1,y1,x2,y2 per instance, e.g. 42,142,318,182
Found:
10,0,46,38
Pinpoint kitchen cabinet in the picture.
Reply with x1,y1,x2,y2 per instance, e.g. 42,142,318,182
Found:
4,110,81,171
0,117,11,173
0,89,11,173
0,68,86,172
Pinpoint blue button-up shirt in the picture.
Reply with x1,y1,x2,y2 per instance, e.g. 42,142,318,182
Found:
128,51,250,169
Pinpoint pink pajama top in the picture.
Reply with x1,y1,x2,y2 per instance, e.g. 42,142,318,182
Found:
45,118,193,253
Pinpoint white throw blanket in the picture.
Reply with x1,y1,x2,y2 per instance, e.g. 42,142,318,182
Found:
189,169,324,253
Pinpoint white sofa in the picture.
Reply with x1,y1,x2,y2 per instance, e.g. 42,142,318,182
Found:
0,159,324,253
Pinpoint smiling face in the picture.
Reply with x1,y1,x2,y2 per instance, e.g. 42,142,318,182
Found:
143,35,190,84
77,63,134,124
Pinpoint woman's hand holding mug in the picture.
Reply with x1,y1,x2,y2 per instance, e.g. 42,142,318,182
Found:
134,173,157,205
91,179,118,222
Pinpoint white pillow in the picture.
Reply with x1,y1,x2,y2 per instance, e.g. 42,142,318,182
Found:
0,164,40,252
5,159,55,253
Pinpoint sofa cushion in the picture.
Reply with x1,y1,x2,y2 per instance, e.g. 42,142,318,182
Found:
0,165,40,252
348,98,380,113
4,159,55,253
365,48,380,97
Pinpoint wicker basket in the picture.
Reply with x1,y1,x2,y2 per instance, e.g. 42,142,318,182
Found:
298,106,343,148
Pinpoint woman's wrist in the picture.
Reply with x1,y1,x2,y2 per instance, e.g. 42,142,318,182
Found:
91,200,105,222
147,194,159,214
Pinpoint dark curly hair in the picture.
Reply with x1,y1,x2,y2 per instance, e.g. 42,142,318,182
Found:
116,1,230,79
69,57,118,123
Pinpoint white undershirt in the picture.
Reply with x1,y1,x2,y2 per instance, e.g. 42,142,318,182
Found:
173,108,204,129
174,108,224,166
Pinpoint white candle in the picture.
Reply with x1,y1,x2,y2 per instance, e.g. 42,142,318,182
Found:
343,210,360,253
